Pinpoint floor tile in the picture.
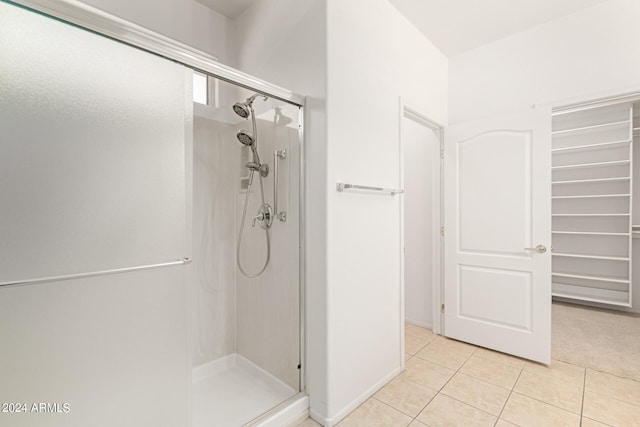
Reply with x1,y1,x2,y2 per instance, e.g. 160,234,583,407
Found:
460,353,522,389
586,369,640,406
405,323,437,340
473,348,526,370
404,357,456,391
416,394,496,427
513,370,583,414
415,337,476,370
501,392,581,427
523,360,585,388
405,334,432,355
495,420,519,427
374,374,436,417
580,417,610,427
440,373,510,415
293,418,322,427
337,398,412,427
583,391,640,426
405,353,412,362
408,420,428,427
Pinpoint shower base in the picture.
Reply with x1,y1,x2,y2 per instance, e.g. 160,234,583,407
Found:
192,353,296,427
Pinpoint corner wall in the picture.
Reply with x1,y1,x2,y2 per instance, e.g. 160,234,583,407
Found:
324,1,447,423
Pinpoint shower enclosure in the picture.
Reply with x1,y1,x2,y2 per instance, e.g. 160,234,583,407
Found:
190,76,303,426
0,1,304,426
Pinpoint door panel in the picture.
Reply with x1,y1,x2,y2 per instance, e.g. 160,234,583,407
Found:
444,107,551,364
458,131,531,254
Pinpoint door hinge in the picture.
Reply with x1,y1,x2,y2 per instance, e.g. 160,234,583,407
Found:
440,148,444,159
441,304,445,314
440,226,444,237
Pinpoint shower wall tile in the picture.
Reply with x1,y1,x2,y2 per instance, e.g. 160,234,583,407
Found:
236,117,301,390
191,116,238,367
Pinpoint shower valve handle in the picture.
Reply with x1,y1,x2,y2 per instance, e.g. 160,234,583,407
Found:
252,211,271,227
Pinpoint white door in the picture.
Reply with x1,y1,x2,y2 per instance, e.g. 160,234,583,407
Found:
443,106,551,364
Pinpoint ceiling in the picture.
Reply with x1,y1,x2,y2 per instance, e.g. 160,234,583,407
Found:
197,0,610,57
388,0,610,57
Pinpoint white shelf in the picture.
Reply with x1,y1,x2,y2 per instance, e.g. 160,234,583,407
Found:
552,194,630,199
552,252,629,261
551,160,630,170
552,120,630,136
552,177,630,185
552,272,629,284
552,287,631,307
552,231,629,236
551,103,633,308
552,139,630,153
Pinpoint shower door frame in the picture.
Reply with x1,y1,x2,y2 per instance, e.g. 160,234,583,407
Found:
7,0,307,413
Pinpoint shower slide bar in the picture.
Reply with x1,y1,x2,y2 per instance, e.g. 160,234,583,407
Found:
0,258,192,288
336,183,404,196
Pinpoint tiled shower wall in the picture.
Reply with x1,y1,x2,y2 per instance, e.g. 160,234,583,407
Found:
236,117,301,390
190,109,301,392
191,116,238,367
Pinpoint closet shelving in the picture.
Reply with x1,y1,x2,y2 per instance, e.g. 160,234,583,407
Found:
551,102,634,306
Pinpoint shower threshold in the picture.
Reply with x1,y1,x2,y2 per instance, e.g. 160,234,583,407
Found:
192,353,296,427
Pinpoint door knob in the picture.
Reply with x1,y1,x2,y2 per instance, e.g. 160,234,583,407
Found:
524,245,547,254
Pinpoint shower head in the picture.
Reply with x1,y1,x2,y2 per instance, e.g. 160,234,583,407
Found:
236,130,255,146
232,93,268,119
233,102,251,119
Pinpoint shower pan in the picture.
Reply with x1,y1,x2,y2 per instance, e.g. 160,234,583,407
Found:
191,77,303,427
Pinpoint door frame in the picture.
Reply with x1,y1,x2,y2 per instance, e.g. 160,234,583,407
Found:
398,98,445,368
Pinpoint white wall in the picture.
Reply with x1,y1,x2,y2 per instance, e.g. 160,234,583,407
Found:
449,0,640,124
403,118,439,328
78,0,234,63
324,0,447,424
449,0,640,313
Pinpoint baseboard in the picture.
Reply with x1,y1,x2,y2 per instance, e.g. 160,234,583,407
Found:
323,366,403,426
405,318,433,330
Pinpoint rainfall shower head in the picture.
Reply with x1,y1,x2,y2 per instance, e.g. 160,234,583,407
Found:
232,93,268,119
236,130,255,146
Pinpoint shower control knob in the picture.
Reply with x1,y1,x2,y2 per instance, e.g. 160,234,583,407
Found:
252,204,274,229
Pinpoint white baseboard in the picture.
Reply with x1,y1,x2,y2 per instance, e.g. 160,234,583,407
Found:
322,366,403,426
405,318,433,330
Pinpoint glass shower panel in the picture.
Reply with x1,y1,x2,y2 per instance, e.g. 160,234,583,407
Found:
0,1,191,284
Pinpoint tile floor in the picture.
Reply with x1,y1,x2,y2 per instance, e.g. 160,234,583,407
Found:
295,324,640,427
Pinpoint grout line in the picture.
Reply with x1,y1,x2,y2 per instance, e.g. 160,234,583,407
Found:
495,365,524,425
580,369,586,427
